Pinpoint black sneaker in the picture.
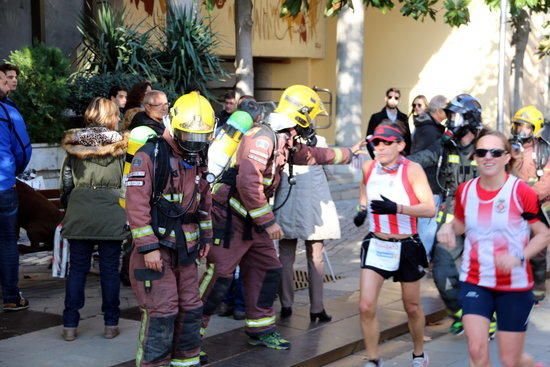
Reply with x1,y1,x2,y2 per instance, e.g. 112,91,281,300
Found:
3,292,29,312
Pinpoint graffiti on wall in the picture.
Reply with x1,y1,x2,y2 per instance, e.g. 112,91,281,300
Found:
123,0,325,58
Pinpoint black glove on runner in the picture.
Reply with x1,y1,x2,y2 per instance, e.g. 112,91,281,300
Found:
370,195,398,215
354,210,367,227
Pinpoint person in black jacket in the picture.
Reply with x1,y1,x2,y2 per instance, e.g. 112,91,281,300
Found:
410,95,447,258
366,87,411,157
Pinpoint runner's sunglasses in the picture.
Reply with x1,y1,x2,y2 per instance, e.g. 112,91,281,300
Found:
473,148,508,158
371,139,397,147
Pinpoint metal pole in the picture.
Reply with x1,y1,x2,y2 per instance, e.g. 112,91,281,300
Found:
323,248,337,282
497,0,508,132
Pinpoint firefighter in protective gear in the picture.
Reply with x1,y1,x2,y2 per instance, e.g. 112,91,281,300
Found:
510,106,550,303
126,91,214,367
199,85,364,352
408,94,489,336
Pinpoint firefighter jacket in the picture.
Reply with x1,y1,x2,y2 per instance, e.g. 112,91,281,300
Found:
125,129,213,255
408,139,477,223
511,139,550,202
212,125,353,230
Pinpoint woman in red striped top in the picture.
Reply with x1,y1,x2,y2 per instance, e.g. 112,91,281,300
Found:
437,129,549,367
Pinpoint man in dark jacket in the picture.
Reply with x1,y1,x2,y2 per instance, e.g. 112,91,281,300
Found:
366,87,411,157
410,95,447,257
215,90,236,130
120,90,167,208
0,70,32,311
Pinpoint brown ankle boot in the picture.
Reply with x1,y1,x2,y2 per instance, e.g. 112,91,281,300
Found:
62,327,77,341
104,325,120,339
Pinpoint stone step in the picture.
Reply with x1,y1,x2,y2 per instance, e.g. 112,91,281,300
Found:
113,290,446,367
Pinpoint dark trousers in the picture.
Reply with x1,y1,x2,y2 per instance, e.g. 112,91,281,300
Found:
223,267,245,312
63,239,122,327
0,188,20,303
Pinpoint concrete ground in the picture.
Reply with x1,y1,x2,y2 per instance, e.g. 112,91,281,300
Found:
326,282,550,367
1,185,372,367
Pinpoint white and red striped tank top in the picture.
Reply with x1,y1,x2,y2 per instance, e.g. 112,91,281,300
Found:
365,158,419,235
459,176,533,290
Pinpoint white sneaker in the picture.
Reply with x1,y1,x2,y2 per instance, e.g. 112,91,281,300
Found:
411,353,429,367
364,361,383,367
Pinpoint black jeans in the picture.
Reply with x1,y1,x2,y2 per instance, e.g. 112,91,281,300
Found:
63,239,122,327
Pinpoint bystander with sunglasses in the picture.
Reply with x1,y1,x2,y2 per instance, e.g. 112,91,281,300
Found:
365,87,411,158
437,129,549,367
409,95,428,122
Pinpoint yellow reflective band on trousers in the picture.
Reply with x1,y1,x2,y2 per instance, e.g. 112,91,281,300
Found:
132,225,154,238
156,228,199,242
170,357,200,366
229,198,248,217
163,193,183,203
185,231,199,242
199,220,212,230
199,263,215,297
436,211,454,224
249,203,271,219
332,148,344,164
245,315,276,328
136,308,148,367
448,154,460,164
200,327,206,337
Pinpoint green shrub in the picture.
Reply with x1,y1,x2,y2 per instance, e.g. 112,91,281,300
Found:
74,3,228,102
68,72,178,116
76,3,152,76
7,44,70,144
68,72,143,116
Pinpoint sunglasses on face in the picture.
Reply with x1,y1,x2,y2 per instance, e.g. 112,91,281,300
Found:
387,95,400,100
474,148,507,158
413,103,423,108
372,139,397,147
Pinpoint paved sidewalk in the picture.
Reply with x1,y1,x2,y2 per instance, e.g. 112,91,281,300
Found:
384,295,550,367
327,282,550,367
0,185,371,367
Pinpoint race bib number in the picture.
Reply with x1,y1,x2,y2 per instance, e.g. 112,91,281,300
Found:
365,238,401,271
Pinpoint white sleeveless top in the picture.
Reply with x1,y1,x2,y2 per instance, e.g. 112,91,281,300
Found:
460,176,533,290
365,159,419,235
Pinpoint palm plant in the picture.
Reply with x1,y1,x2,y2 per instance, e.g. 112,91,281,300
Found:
76,3,152,75
148,9,228,99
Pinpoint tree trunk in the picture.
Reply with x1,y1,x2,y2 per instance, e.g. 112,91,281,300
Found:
234,0,254,99
511,9,531,113
334,0,363,147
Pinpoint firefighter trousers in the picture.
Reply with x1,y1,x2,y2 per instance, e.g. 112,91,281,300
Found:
130,247,202,367
432,235,464,313
199,209,282,337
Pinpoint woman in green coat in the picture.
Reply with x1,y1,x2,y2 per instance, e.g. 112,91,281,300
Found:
60,97,129,341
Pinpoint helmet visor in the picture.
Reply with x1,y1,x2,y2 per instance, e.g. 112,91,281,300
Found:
446,111,465,130
174,130,212,152
511,121,533,140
